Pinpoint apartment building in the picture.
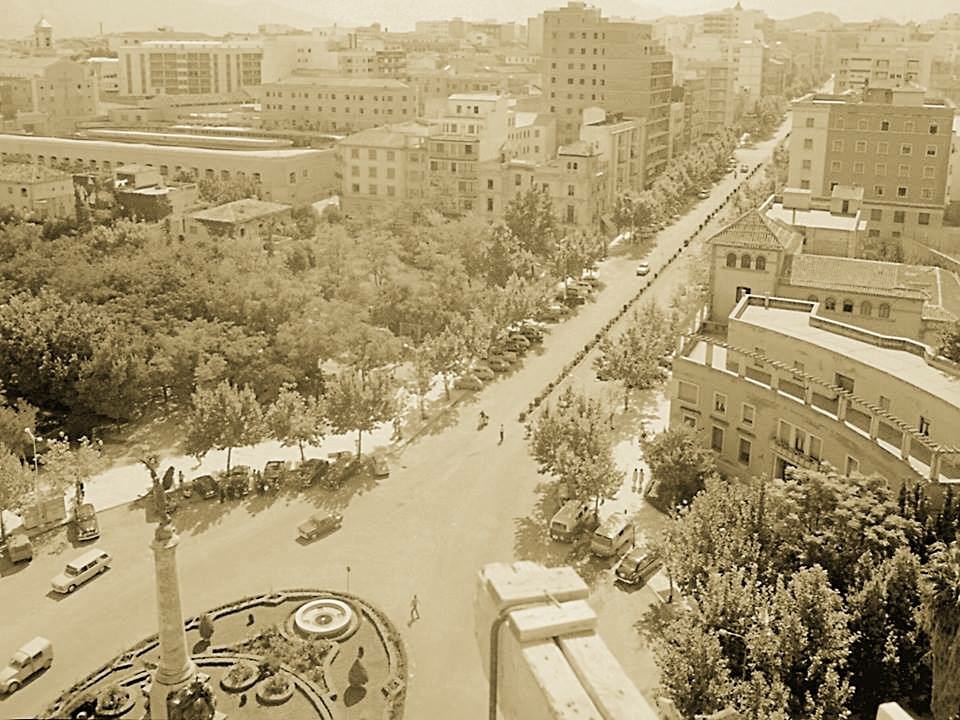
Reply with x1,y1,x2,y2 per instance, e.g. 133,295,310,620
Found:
539,1,673,180
788,87,956,243
506,111,557,164
700,2,768,41
118,40,262,96
0,134,335,205
86,58,120,96
0,163,74,219
478,140,607,228
835,42,934,94
260,75,418,134
678,75,707,149
426,94,510,213
580,108,644,205
337,121,434,213
687,60,736,136
0,57,98,133
706,209,959,345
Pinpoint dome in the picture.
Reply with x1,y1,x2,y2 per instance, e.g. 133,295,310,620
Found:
35,17,53,30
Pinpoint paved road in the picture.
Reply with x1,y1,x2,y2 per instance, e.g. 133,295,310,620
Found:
0,124,788,719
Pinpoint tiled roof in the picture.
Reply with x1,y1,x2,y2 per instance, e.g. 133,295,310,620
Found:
189,198,290,224
707,209,801,251
0,163,70,183
785,254,931,300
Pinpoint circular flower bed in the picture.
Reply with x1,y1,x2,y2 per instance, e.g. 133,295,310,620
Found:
94,684,134,718
256,673,294,706
220,660,260,692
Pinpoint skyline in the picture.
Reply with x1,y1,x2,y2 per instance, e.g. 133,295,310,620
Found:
6,0,958,39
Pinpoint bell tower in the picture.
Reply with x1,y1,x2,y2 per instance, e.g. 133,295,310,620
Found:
33,17,54,54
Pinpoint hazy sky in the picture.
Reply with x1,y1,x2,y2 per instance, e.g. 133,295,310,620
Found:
5,0,954,38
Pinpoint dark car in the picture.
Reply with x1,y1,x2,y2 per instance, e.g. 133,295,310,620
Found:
193,474,219,499
297,458,330,488
506,333,531,349
486,356,511,372
517,324,544,343
74,503,100,542
502,337,529,354
614,548,660,586
226,466,251,497
262,460,288,490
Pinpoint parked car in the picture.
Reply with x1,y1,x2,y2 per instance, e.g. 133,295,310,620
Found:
591,514,636,558
635,262,651,276
51,548,111,594
297,458,330,488
225,466,251,497
74,503,100,542
7,534,32,563
506,332,531,349
549,501,595,542
486,357,511,373
371,454,390,478
614,547,661,585
740,163,749,173
193,474,218,499
471,365,496,381
697,189,711,199
537,304,569,322
298,512,343,542
502,337,529,354
516,322,544,343
0,637,52,694
490,348,518,363
262,460,289,490
454,374,484,391
324,452,360,489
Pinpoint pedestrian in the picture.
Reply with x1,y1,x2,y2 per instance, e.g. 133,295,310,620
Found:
246,613,255,626
178,470,184,488
410,594,421,623
632,467,639,491
639,467,645,493
498,424,504,445
239,693,247,707
219,484,226,503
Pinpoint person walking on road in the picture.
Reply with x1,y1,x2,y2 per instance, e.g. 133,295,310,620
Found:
409,594,421,624
632,468,639,492
498,424,505,445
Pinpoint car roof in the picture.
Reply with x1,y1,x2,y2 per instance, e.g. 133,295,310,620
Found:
19,637,50,655
596,513,631,537
68,547,108,568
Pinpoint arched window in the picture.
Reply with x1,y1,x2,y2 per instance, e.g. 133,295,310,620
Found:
740,253,752,269
825,297,837,310
726,252,737,267
755,255,767,271
842,299,854,313
861,301,872,316
878,303,891,318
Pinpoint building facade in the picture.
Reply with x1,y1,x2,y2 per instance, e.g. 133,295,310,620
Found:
0,57,99,133
260,75,418,134
118,41,263,96
0,163,74,219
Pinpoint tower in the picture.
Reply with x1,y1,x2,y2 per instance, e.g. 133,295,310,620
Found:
33,17,53,54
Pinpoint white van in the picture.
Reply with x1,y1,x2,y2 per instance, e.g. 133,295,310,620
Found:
0,637,53,694
549,500,593,542
51,548,111,594
590,514,636,557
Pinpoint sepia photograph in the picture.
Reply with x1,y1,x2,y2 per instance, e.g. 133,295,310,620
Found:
0,0,959,718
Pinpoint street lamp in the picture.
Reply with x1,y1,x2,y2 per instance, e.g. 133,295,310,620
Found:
346,565,351,594
716,628,747,641
24,428,39,496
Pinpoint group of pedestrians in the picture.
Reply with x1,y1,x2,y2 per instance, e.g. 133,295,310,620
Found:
479,411,505,445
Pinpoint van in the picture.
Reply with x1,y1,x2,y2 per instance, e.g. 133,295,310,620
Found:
7,533,33,563
0,637,53,694
590,514,636,557
50,548,111,594
549,500,593,542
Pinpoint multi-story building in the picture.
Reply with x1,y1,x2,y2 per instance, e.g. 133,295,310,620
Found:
788,87,957,244
700,2,768,41
0,57,98,133
337,121,434,213
0,134,336,205
117,40,262,96
0,163,74,219
691,60,736,136
409,69,512,116
478,140,607,228
86,57,120,96
677,75,707,149
260,75,418,134
538,1,673,180
506,111,556,164
426,94,510,213
579,108,644,205
671,293,960,490
668,100,686,158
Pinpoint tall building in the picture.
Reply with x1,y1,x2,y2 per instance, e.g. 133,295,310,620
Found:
118,40,262,96
0,57,99,133
788,87,956,244
260,75,419,134
579,107,644,203
538,1,673,181
32,17,54,55
700,1,768,41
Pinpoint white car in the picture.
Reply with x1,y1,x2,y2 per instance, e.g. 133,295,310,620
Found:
51,548,111,594
635,262,651,277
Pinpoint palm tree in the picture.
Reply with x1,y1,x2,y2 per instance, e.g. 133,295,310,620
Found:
921,541,960,720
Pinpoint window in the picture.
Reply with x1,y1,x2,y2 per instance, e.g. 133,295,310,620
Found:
678,380,699,404
825,297,836,310
369,184,377,195
713,392,727,415
486,198,494,211
919,416,930,436
878,303,890,318
740,254,751,269
351,183,360,193
897,187,908,198
842,299,854,313
898,164,910,177
368,167,377,178
926,145,938,157
877,141,888,154
853,161,864,174
803,138,813,150
835,373,855,393
921,188,933,200
741,403,755,427
567,184,575,197
881,120,890,131
350,148,359,159
875,163,887,176
800,180,810,189
894,210,905,223
831,160,842,172
929,123,940,135
845,456,860,476
755,256,767,271
900,143,912,155
711,426,724,452
726,253,737,267
808,436,822,461
858,118,869,130
802,159,811,170
855,140,867,152
904,120,915,132
682,414,697,429
804,117,814,128
870,208,882,221
368,149,377,160
832,140,843,152
289,172,296,184
923,166,936,178
874,185,885,197
738,438,751,465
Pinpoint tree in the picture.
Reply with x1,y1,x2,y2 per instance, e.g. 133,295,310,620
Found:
921,541,960,720
264,385,326,462
0,443,33,542
197,175,261,205
0,383,37,458
198,613,215,644
938,321,960,364
183,381,264,473
39,435,105,499
654,614,734,717
596,302,672,410
408,345,435,419
325,369,397,456
530,387,622,514
642,426,718,510
503,188,558,258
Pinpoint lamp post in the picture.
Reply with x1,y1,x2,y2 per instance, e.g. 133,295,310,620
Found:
24,428,39,497
346,565,351,594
